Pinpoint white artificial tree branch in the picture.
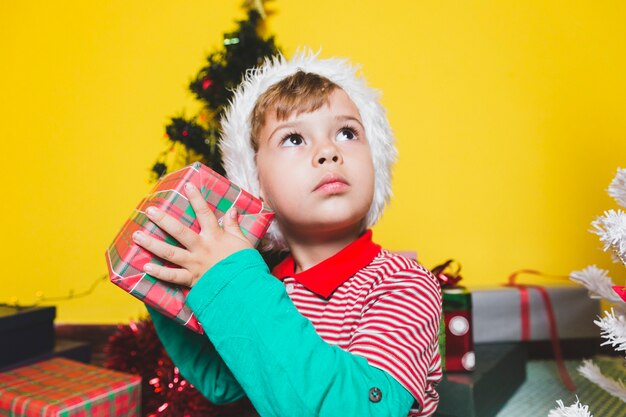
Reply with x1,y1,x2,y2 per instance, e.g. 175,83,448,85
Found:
591,209,626,265
608,167,626,209
548,399,593,417
611,251,626,264
596,309,626,354
578,359,626,403
570,266,623,303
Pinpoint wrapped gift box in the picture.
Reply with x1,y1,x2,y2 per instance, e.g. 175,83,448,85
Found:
471,286,600,343
0,357,140,416
106,162,274,333
434,343,527,417
442,288,474,372
432,260,474,372
0,304,55,369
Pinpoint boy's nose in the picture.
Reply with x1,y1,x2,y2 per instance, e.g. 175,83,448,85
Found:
318,155,339,164
314,144,343,166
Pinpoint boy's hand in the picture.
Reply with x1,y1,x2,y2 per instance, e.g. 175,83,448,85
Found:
132,182,253,287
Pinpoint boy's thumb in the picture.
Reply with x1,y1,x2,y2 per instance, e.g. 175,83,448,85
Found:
222,207,244,237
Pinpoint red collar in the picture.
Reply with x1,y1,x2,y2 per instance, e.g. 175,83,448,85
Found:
272,230,382,298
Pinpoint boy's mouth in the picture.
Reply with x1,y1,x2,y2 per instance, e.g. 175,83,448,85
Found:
313,173,350,194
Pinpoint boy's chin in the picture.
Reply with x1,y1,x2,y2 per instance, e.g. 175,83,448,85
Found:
290,215,368,237
313,197,372,217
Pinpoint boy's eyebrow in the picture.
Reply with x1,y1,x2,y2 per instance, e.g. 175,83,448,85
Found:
267,122,299,141
335,115,365,128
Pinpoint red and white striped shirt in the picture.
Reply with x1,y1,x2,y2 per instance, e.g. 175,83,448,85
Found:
272,230,443,416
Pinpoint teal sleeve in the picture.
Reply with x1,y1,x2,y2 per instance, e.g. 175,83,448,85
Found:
186,249,415,417
145,304,245,404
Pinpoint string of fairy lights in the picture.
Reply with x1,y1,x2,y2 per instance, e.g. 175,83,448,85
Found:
4,274,107,308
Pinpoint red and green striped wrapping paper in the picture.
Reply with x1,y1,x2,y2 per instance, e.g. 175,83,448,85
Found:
0,358,140,417
105,162,274,333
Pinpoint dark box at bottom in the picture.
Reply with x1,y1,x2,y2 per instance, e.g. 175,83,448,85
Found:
0,339,92,372
0,304,55,369
434,343,527,417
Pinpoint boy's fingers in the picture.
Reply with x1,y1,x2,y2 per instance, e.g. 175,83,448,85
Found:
133,231,189,266
184,183,219,233
222,207,246,238
142,263,194,287
145,206,198,249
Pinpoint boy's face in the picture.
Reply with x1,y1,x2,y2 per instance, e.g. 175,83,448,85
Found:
255,88,375,241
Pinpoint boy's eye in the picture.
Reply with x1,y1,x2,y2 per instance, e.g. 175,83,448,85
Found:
336,128,357,142
281,134,305,147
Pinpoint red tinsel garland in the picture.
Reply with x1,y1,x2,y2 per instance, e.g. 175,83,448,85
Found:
104,317,252,416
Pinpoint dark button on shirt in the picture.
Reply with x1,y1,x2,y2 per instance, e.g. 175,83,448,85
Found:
369,387,382,403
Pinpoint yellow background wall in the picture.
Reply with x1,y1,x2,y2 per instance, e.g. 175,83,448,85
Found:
2,1,625,323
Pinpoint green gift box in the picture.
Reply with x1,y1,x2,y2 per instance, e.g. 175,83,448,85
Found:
433,260,474,372
441,288,474,372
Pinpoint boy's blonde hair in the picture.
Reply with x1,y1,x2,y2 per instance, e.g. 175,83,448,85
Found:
220,49,397,251
250,71,339,151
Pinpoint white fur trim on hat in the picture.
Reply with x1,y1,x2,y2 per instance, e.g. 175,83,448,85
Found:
220,49,397,251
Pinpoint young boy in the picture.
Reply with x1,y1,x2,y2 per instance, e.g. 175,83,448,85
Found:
132,51,442,417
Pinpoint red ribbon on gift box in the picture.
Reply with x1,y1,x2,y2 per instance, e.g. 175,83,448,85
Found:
504,269,577,392
433,259,463,289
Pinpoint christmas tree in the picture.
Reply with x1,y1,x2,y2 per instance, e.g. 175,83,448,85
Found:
151,1,280,180
105,4,281,415
549,167,626,416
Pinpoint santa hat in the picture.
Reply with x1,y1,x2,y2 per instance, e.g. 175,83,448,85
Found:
220,49,397,250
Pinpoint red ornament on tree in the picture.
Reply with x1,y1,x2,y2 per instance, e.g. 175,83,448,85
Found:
202,78,213,90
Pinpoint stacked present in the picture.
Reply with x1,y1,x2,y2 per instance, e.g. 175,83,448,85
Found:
433,260,475,372
106,162,274,334
435,269,602,416
0,306,140,416
470,272,601,395
0,304,92,372
433,262,527,417
0,358,140,416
